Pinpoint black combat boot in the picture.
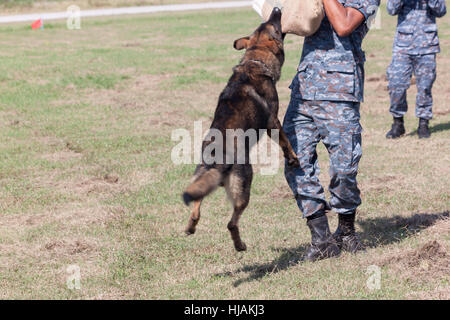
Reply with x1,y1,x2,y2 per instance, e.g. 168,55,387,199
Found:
386,117,405,139
304,213,340,262
417,118,431,139
332,212,364,253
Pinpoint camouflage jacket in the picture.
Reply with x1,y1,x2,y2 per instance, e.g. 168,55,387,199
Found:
291,0,380,103
387,0,447,55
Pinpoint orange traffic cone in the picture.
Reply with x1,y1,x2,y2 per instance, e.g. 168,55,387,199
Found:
31,19,43,30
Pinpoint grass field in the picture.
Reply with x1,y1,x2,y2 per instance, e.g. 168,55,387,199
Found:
0,3,449,299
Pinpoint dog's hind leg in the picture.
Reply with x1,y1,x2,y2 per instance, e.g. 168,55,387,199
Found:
224,165,253,251
185,199,202,235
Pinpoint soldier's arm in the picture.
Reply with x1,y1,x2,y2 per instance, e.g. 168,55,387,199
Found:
427,0,447,17
386,0,404,16
323,0,365,37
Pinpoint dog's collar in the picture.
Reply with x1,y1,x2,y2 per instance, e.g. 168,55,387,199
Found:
239,59,275,81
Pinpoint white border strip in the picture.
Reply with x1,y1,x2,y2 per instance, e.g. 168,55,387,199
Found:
0,1,252,24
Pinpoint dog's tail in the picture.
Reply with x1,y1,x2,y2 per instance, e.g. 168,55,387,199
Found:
183,167,223,206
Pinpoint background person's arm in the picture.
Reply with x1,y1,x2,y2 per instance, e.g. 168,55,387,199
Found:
323,0,365,37
386,0,404,16
427,0,447,18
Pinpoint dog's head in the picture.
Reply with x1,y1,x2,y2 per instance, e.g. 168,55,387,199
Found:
233,7,285,73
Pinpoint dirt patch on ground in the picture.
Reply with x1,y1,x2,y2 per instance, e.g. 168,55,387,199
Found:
71,177,122,196
409,287,450,300
434,108,450,116
270,187,295,201
43,239,95,256
363,215,450,298
0,110,22,127
380,238,450,283
361,174,400,192
27,172,124,201
0,236,98,270
84,74,171,110
80,73,206,131
366,74,387,83
390,240,447,266
41,150,82,162
125,169,156,189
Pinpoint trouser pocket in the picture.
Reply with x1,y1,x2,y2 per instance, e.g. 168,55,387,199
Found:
327,123,362,176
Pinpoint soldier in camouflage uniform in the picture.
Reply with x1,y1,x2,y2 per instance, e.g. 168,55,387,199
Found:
386,0,446,139
283,0,380,261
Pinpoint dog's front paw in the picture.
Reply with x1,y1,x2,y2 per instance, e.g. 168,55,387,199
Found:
288,156,300,168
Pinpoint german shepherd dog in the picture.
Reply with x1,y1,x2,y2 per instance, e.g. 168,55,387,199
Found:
182,8,299,251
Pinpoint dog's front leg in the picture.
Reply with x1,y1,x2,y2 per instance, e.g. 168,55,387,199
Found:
267,116,300,168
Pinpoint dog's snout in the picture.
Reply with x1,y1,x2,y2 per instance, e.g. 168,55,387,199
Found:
269,7,282,20
269,7,282,29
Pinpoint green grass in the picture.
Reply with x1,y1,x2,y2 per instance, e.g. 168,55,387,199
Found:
0,5,449,299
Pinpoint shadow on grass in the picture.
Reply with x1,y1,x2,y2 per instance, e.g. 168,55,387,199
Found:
218,243,310,287
358,211,449,247
407,121,450,136
221,211,448,287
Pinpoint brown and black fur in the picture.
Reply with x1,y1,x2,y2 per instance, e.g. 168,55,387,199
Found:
182,8,299,251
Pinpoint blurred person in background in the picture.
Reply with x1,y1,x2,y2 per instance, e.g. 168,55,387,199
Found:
385,0,447,139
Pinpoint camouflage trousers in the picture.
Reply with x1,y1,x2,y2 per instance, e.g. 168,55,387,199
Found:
387,53,436,120
282,98,363,218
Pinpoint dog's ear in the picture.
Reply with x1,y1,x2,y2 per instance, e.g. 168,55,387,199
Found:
233,36,250,50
